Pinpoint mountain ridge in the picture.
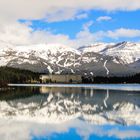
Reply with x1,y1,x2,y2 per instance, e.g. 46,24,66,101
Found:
0,41,140,76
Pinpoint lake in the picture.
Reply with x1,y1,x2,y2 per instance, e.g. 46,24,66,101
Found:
0,84,140,140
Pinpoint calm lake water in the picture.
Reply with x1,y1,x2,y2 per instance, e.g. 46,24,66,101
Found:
0,84,140,140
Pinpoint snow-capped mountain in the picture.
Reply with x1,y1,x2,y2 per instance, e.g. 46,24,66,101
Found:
0,42,81,73
80,41,140,65
0,41,140,76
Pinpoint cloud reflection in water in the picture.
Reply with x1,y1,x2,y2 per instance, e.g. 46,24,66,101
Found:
0,85,140,140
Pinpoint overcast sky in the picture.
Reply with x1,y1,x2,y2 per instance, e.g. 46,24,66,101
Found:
0,0,140,48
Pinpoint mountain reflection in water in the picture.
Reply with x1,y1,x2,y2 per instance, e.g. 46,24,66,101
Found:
0,85,140,140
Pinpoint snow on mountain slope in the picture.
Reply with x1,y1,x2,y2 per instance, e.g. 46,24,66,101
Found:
14,43,80,55
79,43,113,53
0,41,139,76
102,42,140,65
0,42,95,74
80,41,140,65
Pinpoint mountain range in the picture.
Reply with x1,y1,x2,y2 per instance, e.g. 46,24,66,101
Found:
0,41,140,76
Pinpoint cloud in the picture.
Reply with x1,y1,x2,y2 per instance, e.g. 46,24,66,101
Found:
0,22,74,46
97,16,112,22
108,129,140,139
1,20,140,48
45,10,88,23
74,27,140,47
0,118,140,140
0,20,96,48
73,21,98,47
76,13,88,20
0,0,140,24
83,21,94,30
0,0,140,48
0,22,32,45
106,28,140,39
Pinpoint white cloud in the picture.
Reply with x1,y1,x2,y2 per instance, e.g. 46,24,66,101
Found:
0,22,73,46
0,0,140,24
74,27,140,47
97,16,112,22
83,21,94,30
45,10,88,23
0,20,96,48
0,0,140,48
106,28,140,39
0,118,140,140
108,129,140,139
0,23,32,45
1,21,140,48
76,13,88,20
73,21,98,47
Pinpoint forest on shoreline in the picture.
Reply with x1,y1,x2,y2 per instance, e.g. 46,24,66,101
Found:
82,74,140,84
0,66,140,87
0,67,40,87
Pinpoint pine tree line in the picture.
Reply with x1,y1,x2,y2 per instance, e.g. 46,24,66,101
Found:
0,66,140,86
0,67,40,87
82,74,140,84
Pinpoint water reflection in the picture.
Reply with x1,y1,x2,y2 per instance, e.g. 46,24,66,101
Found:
0,85,140,140
39,86,82,94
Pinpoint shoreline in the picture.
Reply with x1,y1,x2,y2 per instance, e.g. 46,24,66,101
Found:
8,83,140,91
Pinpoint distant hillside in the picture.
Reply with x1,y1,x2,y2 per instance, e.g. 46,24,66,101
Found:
0,67,40,87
